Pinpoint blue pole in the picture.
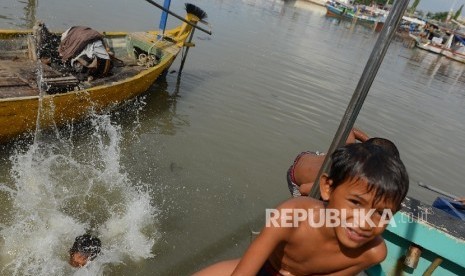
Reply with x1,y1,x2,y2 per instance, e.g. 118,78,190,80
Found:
158,0,171,39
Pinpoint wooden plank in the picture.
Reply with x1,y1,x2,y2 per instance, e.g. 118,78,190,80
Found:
0,77,29,87
0,72,16,77
0,60,39,98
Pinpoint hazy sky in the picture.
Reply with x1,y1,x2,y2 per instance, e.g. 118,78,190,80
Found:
415,0,465,13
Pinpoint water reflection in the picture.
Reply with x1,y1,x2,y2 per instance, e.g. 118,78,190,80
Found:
406,49,465,89
242,0,286,13
21,0,37,28
0,0,38,28
131,74,190,137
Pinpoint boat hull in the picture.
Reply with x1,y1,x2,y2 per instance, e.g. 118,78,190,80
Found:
325,4,384,32
366,196,465,275
0,56,174,143
410,33,465,64
416,42,465,64
441,49,465,63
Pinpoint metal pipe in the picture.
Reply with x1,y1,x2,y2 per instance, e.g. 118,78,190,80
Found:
309,0,410,199
418,181,457,199
145,0,212,35
423,257,443,276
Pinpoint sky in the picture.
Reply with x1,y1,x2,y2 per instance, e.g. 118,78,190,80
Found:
415,0,465,13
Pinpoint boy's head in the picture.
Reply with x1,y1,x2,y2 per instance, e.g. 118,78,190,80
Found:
69,234,101,267
322,141,408,211
365,137,400,159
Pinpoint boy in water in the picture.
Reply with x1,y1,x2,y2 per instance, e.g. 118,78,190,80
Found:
195,142,409,275
69,234,102,268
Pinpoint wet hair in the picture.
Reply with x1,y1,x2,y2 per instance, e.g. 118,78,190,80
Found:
328,142,409,211
365,137,400,158
69,234,102,260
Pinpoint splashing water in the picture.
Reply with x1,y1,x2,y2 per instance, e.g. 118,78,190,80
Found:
0,114,158,276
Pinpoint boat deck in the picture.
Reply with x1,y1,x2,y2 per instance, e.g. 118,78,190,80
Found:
0,56,144,99
0,59,39,98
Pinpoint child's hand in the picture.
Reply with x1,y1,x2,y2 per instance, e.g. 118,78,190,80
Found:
299,182,314,196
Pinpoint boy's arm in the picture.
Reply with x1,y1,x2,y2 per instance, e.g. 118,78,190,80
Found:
346,128,370,144
352,127,370,142
231,203,295,275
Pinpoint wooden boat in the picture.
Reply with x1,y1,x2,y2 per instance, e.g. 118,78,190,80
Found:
365,196,465,275
0,4,207,144
409,23,465,64
325,1,386,32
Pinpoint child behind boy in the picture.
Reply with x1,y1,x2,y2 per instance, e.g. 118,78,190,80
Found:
195,142,409,275
287,128,370,197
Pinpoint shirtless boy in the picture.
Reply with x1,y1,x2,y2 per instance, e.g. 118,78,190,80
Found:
195,142,409,275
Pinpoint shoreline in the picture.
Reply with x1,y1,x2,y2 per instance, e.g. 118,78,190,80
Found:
303,0,327,7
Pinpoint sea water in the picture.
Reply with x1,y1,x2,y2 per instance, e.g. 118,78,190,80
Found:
0,113,158,276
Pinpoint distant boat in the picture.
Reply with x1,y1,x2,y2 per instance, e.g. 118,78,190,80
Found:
325,0,386,32
410,27,465,64
0,4,208,144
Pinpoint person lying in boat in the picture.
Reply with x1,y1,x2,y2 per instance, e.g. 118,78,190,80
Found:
287,127,370,197
194,142,409,276
58,26,114,82
69,234,102,268
33,22,113,82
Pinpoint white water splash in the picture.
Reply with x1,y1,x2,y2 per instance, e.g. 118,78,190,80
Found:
0,114,158,276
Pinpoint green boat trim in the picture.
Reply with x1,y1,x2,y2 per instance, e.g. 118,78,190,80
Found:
367,196,465,275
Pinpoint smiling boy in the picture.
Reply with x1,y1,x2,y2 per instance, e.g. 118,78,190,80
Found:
195,142,408,275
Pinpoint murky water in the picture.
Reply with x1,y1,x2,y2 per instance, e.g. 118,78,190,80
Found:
1,0,465,275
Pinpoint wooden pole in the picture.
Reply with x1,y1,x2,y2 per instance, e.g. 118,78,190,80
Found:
178,29,195,74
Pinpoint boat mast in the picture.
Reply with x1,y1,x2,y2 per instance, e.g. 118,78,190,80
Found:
158,0,172,39
309,0,410,199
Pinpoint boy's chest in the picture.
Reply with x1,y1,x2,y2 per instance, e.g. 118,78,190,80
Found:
279,237,366,275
